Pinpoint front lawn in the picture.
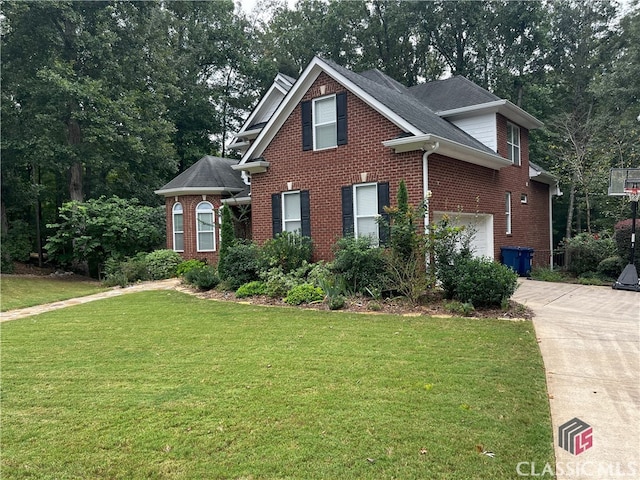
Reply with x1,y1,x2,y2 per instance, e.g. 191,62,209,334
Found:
0,275,107,311
1,291,554,479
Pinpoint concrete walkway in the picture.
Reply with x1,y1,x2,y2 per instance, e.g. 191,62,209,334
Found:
513,280,640,479
0,278,181,322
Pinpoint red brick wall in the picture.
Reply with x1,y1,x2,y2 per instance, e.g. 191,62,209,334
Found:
164,194,223,264
249,73,551,266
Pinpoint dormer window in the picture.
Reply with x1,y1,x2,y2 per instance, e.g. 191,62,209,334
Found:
507,122,521,166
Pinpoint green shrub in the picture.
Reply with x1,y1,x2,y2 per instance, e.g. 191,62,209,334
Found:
259,265,311,298
284,283,325,305
328,295,346,310
261,232,313,274
218,240,261,290
145,249,182,280
176,259,207,277
444,300,476,317
236,281,268,298
452,257,518,308
102,253,149,286
530,267,566,282
563,233,617,276
306,261,332,288
184,265,220,290
597,256,626,279
331,236,387,295
217,205,236,281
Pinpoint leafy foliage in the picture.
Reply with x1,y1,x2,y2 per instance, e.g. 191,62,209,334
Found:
217,240,261,290
261,231,313,274
331,236,387,296
235,281,268,298
1,219,32,273
176,259,207,277
103,253,149,287
284,283,325,305
45,196,165,276
145,249,183,280
614,219,640,270
217,205,235,280
562,233,617,276
449,257,519,308
184,265,220,291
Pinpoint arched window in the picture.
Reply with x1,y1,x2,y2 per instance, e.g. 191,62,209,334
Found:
172,203,184,252
196,201,215,251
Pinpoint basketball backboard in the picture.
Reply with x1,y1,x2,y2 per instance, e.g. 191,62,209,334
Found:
609,168,640,196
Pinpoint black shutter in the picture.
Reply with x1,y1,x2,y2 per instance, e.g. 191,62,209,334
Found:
341,185,354,237
272,193,282,237
336,91,347,146
301,100,312,151
377,182,390,246
300,190,311,237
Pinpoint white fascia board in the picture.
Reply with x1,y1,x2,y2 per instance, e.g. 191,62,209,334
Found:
529,165,562,195
240,56,422,165
233,76,289,142
231,160,270,174
154,187,244,197
228,140,250,151
383,134,511,171
222,196,251,205
234,128,261,140
438,100,543,130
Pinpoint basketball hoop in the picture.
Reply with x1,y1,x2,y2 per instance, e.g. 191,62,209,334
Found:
624,187,640,203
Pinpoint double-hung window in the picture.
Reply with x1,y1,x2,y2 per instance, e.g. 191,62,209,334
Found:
354,183,380,245
507,122,521,166
196,201,215,251
302,92,347,151
172,202,184,252
313,96,337,150
505,192,512,235
282,191,302,233
341,182,389,246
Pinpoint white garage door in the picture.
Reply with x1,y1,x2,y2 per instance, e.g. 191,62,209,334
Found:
432,212,494,259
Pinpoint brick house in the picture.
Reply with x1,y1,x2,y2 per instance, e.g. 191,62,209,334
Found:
157,57,560,267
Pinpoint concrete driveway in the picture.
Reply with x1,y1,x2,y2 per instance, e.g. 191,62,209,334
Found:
513,280,639,479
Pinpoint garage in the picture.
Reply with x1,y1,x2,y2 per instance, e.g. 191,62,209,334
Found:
432,212,494,259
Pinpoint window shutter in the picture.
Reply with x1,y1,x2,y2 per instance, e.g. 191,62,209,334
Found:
300,190,311,237
301,100,312,151
272,193,282,237
377,182,390,246
341,185,354,237
336,91,347,146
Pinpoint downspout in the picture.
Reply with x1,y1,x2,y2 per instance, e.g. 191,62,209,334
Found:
422,142,440,228
550,182,562,269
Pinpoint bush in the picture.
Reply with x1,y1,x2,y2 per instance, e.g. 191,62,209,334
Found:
259,264,311,298
1,219,32,267
284,283,325,305
45,196,165,276
530,267,566,283
236,281,268,298
614,219,640,271
451,257,518,308
218,240,261,290
597,256,626,279
563,233,617,276
184,265,219,290
145,249,182,280
331,236,387,295
102,253,149,286
176,259,207,277
261,232,313,274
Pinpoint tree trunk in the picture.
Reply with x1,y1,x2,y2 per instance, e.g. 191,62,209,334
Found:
565,179,577,240
67,117,83,201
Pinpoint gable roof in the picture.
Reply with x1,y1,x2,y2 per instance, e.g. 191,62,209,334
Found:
238,56,516,171
409,76,500,112
155,155,245,197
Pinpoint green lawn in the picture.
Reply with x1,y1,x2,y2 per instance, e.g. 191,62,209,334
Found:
0,275,107,311
1,291,554,479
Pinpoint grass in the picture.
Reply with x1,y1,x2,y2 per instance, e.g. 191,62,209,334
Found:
1,291,554,479
0,276,107,311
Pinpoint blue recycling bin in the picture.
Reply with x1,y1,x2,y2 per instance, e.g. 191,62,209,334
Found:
501,246,534,276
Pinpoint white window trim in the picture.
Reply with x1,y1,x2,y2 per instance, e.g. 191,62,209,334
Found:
172,202,184,252
507,122,521,166
312,94,337,151
282,190,302,233
505,192,512,235
196,201,216,252
353,182,380,245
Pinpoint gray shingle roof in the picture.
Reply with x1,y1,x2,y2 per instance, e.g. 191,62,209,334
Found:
408,76,501,112
158,156,245,192
323,59,496,154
